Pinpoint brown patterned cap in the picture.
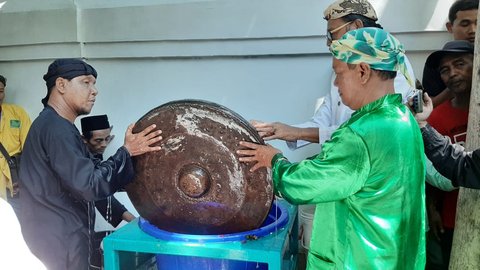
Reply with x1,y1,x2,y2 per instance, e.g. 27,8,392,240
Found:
324,0,378,21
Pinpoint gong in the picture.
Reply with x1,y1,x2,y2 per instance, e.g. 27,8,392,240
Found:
126,99,273,235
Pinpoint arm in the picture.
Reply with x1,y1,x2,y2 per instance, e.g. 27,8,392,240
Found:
252,75,352,150
271,128,369,204
49,123,162,202
414,93,480,189
238,127,369,205
252,92,343,150
425,155,456,191
421,124,480,189
251,120,319,148
290,76,351,148
110,196,135,222
431,88,453,108
17,106,32,149
95,195,135,227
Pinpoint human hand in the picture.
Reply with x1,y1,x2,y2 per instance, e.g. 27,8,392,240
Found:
123,123,162,156
122,211,136,222
408,92,433,128
237,141,281,172
250,120,299,141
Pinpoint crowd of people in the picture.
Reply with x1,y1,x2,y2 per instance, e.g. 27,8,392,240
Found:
0,0,478,269
240,0,478,269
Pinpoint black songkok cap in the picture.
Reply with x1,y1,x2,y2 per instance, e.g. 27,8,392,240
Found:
42,58,98,106
81,114,110,135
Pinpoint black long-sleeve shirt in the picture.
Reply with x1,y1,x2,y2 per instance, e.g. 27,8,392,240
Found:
92,153,129,228
18,106,134,270
422,124,480,189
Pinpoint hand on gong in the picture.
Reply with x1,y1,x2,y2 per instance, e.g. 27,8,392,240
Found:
250,120,299,141
237,141,281,172
123,123,163,156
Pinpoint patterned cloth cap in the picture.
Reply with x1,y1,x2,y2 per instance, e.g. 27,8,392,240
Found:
330,27,414,87
324,0,378,21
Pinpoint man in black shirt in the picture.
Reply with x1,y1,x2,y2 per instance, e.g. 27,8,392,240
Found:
18,58,163,270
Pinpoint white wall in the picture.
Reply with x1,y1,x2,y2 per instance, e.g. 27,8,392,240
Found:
0,0,456,229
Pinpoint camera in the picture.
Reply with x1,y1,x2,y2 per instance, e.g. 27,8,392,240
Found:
412,90,423,113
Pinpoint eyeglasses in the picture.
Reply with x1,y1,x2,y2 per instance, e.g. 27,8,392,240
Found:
327,21,353,42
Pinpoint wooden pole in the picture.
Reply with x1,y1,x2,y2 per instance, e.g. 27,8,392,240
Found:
448,9,480,269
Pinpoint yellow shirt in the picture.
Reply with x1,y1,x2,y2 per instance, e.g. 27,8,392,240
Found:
0,104,31,199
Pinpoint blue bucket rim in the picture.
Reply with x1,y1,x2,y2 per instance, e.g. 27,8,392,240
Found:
139,201,289,243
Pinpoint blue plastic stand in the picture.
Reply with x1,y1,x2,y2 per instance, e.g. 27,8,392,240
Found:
103,199,298,270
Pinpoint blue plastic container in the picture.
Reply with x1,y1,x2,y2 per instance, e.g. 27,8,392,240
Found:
139,201,288,270
155,254,267,270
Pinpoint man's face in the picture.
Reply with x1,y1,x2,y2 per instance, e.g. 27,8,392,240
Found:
63,75,98,116
85,128,113,155
326,18,356,46
332,58,364,110
438,53,473,94
447,9,477,43
0,82,5,106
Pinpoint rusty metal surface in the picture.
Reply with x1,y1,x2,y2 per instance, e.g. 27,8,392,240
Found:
126,99,273,235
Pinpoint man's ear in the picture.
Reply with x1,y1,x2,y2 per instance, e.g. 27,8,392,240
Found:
358,62,371,84
446,22,453,33
352,19,364,29
55,77,67,94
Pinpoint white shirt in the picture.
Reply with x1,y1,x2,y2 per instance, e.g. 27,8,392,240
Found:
288,56,416,149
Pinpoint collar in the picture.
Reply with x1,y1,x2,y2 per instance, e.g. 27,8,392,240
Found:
352,94,402,117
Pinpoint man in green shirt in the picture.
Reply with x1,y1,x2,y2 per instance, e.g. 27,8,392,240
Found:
238,28,426,269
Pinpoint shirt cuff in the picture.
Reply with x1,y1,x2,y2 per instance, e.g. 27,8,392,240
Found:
271,153,286,167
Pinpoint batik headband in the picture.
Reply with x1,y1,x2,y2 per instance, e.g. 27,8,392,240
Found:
330,27,414,87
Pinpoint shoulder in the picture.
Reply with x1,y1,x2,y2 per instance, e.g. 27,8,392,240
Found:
31,108,76,138
321,126,367,158
2,104,31,123
328,126,364,147
352,104,414,136
2,103,28,115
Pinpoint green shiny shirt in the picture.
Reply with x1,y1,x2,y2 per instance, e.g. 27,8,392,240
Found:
272,94,426,269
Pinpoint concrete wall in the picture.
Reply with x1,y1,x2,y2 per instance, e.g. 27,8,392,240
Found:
0,0,456,229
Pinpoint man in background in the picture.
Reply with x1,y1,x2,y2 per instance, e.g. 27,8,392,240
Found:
422,0,478,107
252,0,415,149
81,114,136,269
423,40,474,269
0,74,31,214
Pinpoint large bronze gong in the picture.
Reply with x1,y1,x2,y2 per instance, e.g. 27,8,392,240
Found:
126,100,273,235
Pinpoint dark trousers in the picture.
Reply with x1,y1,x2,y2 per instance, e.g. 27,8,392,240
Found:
89,231,113,270
426,228,454,270
440,228,454,269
